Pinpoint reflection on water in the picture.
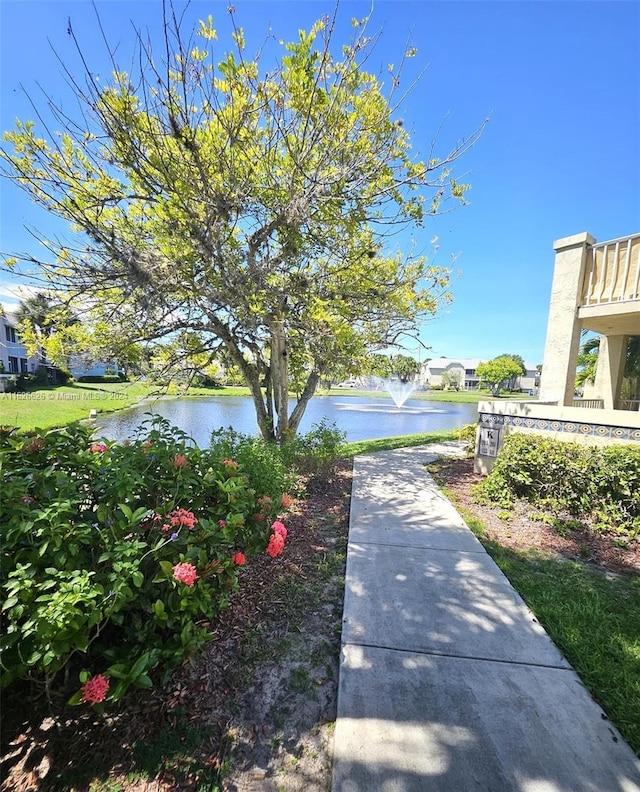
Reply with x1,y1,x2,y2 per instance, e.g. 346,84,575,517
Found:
94,395,478,447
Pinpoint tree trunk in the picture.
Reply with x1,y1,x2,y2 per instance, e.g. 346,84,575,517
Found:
270,319,290,443
288,370,321,435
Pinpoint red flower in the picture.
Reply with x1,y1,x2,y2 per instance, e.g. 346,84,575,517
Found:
173,562,199,586
231,552,246,566
271,520,287,540
266,532,285,558
80,674,110,705
172,453,188,469
90,443,108,453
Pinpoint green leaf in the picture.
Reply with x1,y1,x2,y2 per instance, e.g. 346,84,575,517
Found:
67,690,83,706
131,571,144,588
119,503,133,521
106,663,128,679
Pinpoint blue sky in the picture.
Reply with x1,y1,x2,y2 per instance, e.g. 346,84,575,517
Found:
1,0,638,367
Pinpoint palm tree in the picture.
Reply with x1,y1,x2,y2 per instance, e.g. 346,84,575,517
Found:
576,333,640,400
14,293,57,338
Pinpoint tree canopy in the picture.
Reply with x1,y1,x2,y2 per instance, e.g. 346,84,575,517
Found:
476,355,523,396
1,6,482,441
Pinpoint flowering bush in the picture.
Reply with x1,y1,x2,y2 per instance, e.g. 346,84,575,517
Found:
0,416,291,706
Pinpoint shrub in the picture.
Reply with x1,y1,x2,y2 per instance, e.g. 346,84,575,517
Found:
453,423,477,455
473,433,640,537
77,375,125,383
0,417,293,706
209,426,297,500
281,419,347,474
210,419,346,481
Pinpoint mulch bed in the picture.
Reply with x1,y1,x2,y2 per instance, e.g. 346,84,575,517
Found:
431,456,640,578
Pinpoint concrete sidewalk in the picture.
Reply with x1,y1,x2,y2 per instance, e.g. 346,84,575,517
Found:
331,444,640,792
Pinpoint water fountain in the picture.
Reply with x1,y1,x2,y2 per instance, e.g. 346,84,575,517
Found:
384,378,417,408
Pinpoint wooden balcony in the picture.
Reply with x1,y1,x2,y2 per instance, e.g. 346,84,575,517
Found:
579,233,640,335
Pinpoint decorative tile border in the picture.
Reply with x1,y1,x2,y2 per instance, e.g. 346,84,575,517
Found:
479,412,640,443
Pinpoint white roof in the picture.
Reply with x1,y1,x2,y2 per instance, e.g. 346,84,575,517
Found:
425,357,481,369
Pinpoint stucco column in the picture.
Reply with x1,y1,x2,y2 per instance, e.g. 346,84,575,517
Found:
592,335,627,409
538,232,596,405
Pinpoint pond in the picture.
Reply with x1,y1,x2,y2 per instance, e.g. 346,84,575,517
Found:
94,394,478,447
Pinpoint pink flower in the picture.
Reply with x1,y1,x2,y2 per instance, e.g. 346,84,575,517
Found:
162,508,198,532
281,493,293,509
218,519,227,528
172,453,188,469
222,458,238,470
90,443,108,453
173,562,199,586
232,552,246,566
271,520,287,540
80,674,110,705
266,532,285,558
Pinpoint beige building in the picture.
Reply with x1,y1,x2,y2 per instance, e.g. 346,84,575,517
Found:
475,231,640,474
421,357,538,393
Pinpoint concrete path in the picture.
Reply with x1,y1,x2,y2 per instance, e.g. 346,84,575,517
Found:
331,444,640,792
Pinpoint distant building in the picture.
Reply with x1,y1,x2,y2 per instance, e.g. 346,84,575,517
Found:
0,310,40,378
0,306,118,386
420,357,539,392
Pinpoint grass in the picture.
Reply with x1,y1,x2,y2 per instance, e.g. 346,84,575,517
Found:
0,381,151,430
449,499,640,757
0,382,256,431
342,429,458,457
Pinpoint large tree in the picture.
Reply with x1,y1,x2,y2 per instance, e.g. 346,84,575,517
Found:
476,356,523,397
1,7,482,441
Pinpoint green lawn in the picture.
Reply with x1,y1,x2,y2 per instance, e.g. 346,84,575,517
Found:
0,383,259,432
0,382,151,431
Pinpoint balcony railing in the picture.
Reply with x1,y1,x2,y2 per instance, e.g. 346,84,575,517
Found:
617,399,640,412
572,398,604,409
581,233,640,307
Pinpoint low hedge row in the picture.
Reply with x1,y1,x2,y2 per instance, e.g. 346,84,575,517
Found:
473,433,640,538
